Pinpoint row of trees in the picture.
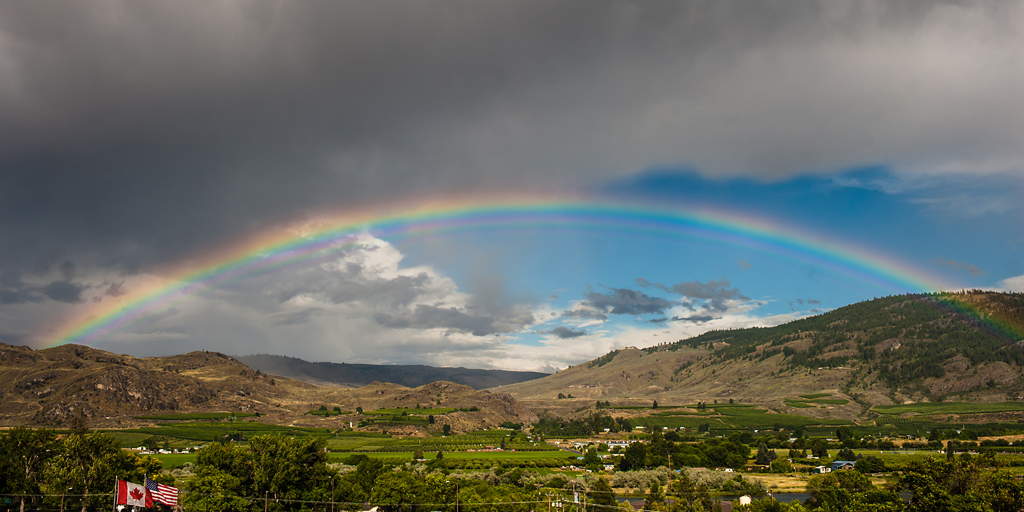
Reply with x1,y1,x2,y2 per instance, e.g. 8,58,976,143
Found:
0,425,167,512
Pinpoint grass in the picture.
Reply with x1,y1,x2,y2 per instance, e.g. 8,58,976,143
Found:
124,422,336,441
784,401,817,408
872,402,1024,415
151,453,196,466
800,394,832,400
363,407,455,415
634,404,852,431
133,412,257,420
329,450,573,461
102,431,153,446
307,410,351,417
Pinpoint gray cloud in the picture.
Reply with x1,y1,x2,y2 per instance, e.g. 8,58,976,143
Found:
373,304,533,337
104,281,127,297
672,315,715,324
537,326,587,339
0,1,1021,279
576,287,673,317
736,259,751,270
636,277,749,311
40,280,84,303
933,258,987,278
263,308,325,327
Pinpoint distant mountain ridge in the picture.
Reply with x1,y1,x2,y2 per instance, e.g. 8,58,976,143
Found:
234,353,548,389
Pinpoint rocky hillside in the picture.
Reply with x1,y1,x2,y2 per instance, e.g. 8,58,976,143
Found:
234,353,548,389
501,291,1024,418
0,344,535,432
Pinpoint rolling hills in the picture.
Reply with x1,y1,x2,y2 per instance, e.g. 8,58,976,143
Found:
0,344,536,432
3,291,1023,430
500,291,1024,420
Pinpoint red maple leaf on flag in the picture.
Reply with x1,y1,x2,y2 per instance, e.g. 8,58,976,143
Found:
129,488,144,501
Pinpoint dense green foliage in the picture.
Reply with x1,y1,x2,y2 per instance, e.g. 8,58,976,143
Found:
0,427,164,512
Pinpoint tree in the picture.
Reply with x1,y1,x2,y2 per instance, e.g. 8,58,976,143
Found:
898,454,1022,512
653,400,659,409
428,414,435,424
769,459,793,473
442,424,451,436
583,447,602,471
589,478,618,510
837,447,857,461
370,472,425,512
43,431,161,512
756,443,777,465
183,434,338,512
644,482,665,510
0,427,58,512
620,442,648,471
806,469,873,510
668,473,713,511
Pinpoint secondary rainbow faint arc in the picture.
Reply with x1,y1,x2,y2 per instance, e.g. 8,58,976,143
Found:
43,195,954,348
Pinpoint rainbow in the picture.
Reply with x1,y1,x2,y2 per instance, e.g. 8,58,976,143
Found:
42,193,957,348
924,292,1024,343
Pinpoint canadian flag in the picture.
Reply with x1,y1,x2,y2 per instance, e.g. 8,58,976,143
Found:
116,480,153,508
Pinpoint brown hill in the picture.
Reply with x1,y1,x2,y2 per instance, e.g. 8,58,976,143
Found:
0,343,535,432
500,291,1024,419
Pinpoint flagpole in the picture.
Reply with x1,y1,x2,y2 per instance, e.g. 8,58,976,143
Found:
113,477,118,512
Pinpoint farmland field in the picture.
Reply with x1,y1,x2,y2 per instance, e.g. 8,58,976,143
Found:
872,402,1024,415
133,412,257,420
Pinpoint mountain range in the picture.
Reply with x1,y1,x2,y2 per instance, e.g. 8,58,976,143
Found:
233,353,548,389
3,291,1023,428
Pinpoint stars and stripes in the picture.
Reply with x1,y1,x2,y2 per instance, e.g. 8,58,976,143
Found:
145,477,179,507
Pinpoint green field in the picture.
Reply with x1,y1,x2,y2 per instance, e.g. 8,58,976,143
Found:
307,410,351,417
784,401,817,408
363,407,455,415
872,401,1024,415
151,453,196,466
634,404,852,431
124,422,336,441
134,412,256,420
800,394,832,400
329,450,571,461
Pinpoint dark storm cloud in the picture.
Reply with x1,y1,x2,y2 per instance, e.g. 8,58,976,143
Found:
40,280,84,303
0,270,86,304
0,0,1020,279
576,287,672,316
636,277,749,311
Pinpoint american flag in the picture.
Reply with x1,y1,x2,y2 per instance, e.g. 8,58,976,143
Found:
145,477,179,507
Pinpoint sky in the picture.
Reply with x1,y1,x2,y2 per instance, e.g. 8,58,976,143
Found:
0,1,1022,372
